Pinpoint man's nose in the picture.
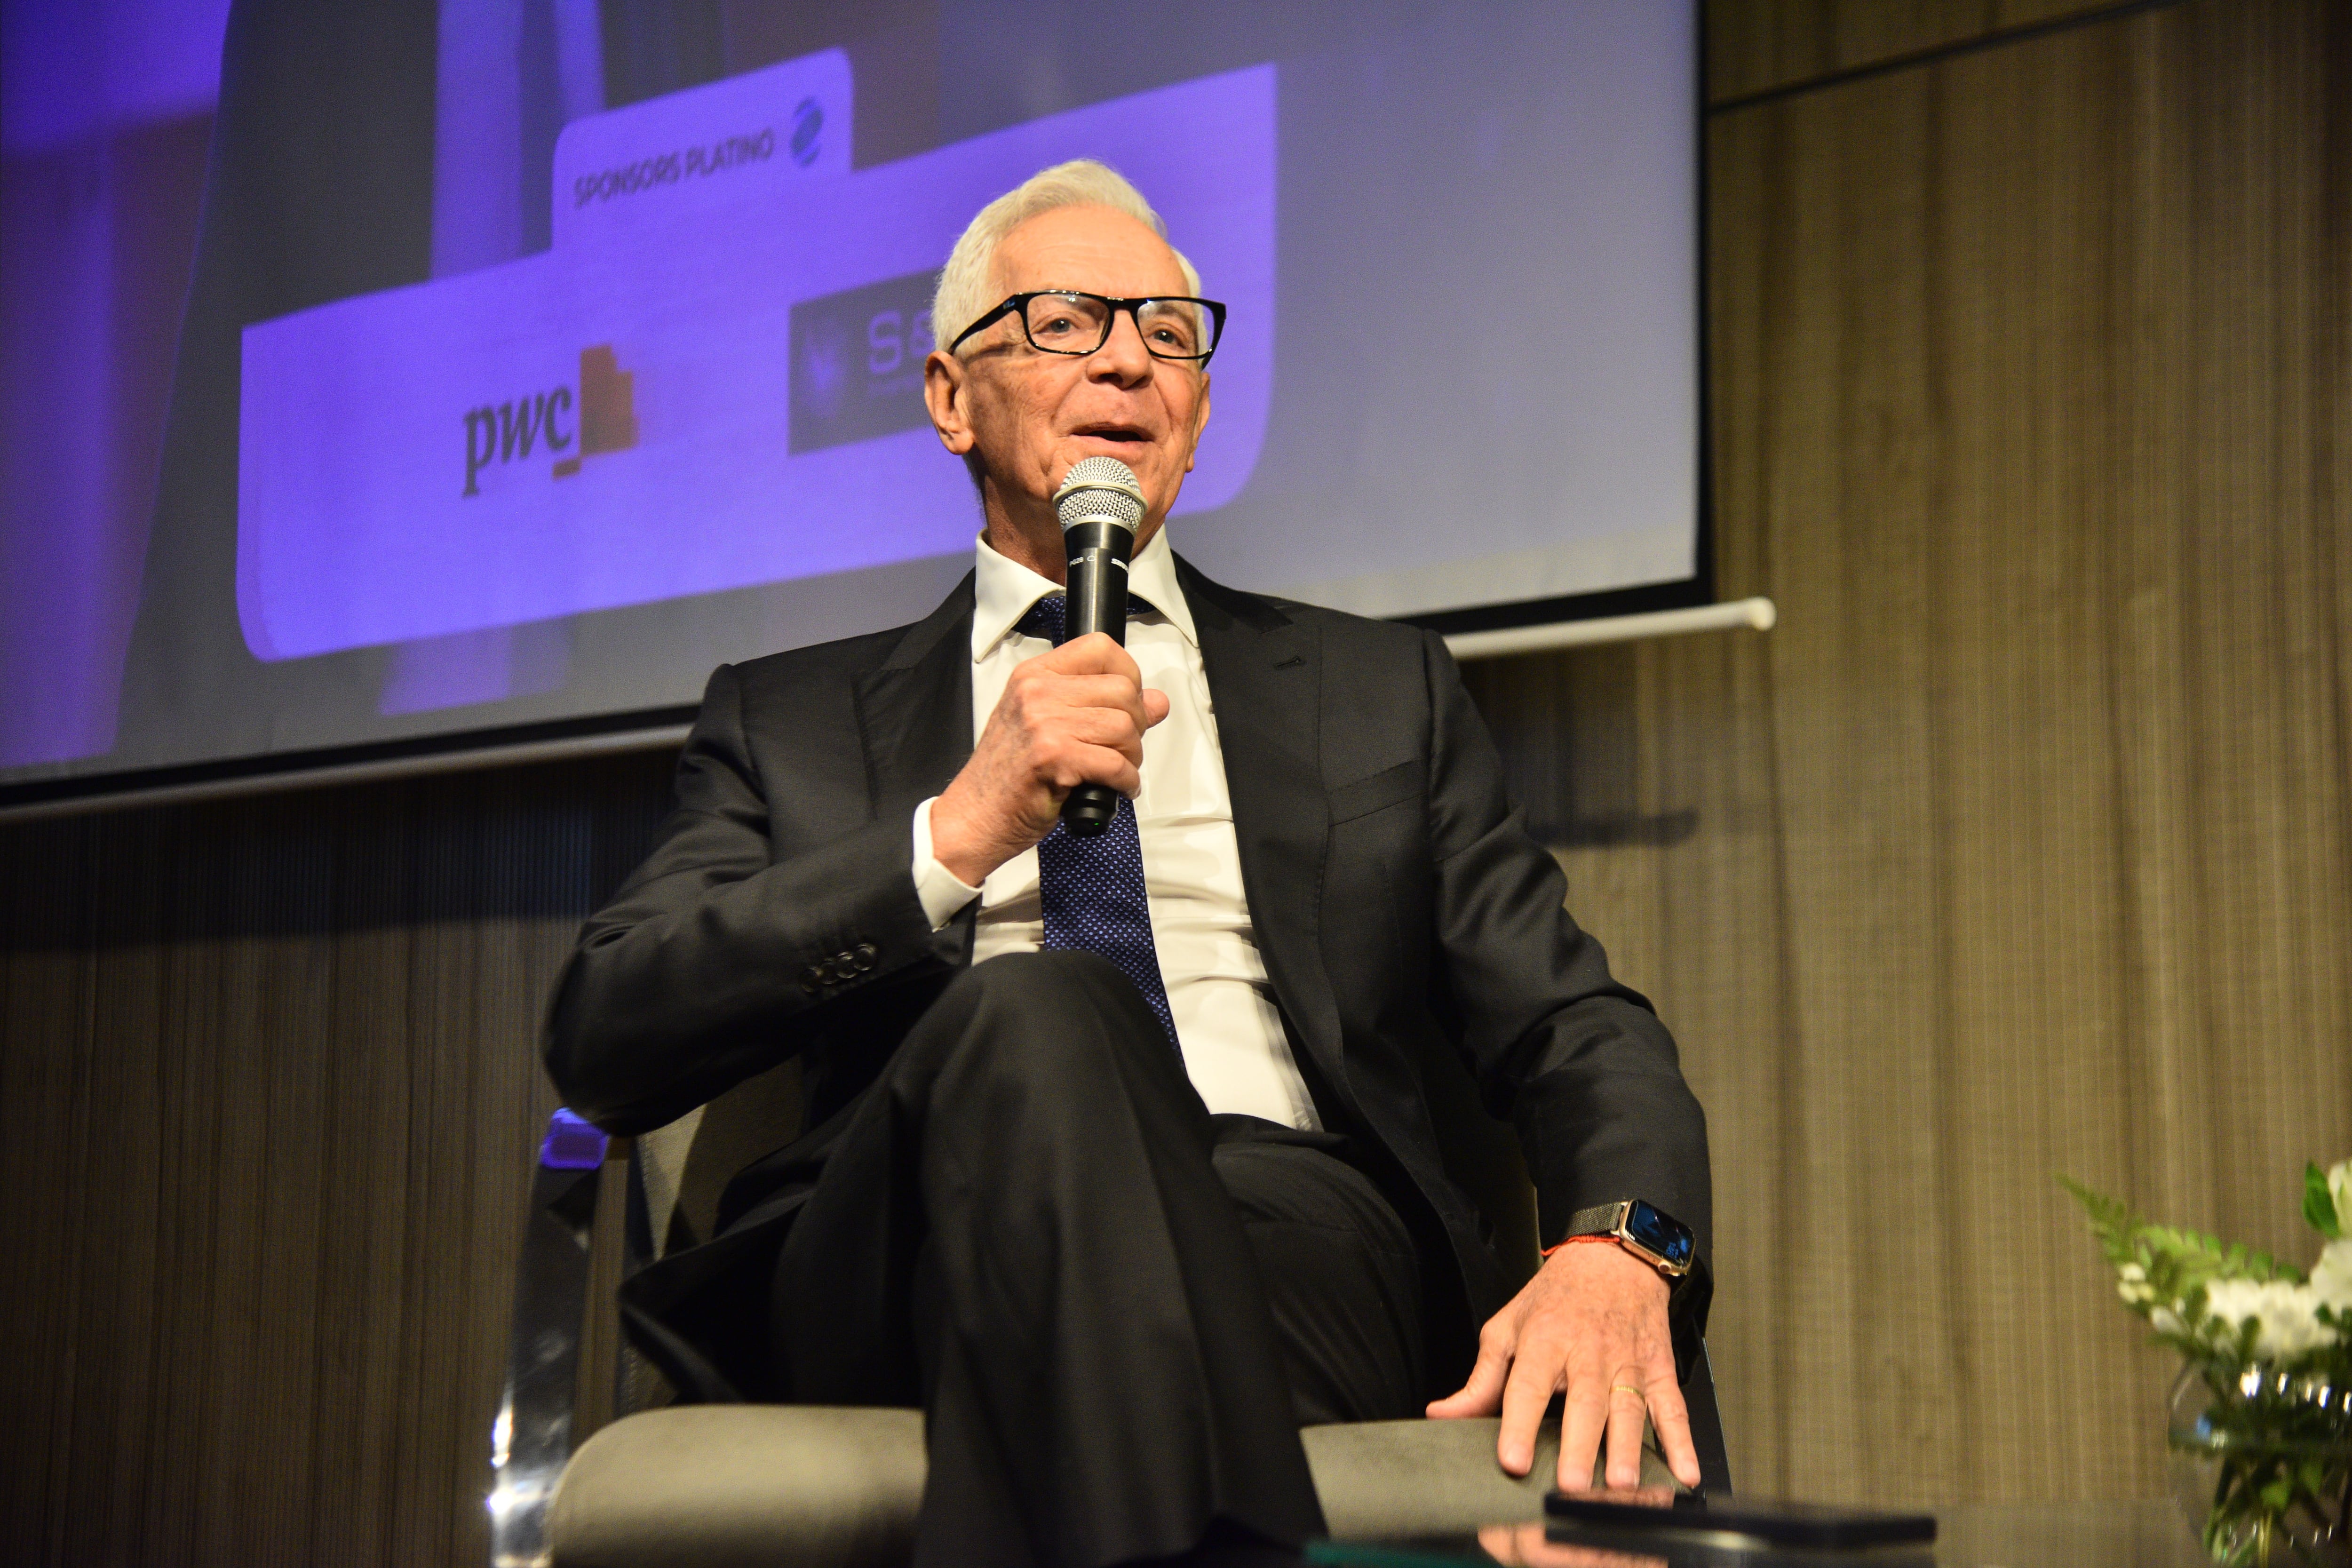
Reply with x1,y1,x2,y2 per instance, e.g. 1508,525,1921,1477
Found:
1087,307,1155,384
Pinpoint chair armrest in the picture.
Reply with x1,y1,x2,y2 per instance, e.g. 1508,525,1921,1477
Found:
1685,1339,1733,1496
489,1110,615,1568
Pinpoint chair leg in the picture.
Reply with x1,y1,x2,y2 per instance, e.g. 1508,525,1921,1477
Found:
1682,1339,1734,1496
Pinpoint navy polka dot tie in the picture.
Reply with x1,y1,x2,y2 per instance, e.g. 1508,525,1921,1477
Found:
1017,594,1181,1053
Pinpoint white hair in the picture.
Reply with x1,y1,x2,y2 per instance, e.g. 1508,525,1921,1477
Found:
930,159,1203,353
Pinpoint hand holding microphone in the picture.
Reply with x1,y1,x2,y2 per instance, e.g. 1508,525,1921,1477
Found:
927,458,1165,883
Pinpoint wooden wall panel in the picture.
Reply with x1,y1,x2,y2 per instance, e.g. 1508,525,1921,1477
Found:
1470,0,2347,1507
1706,0,2147,103
0,755,676,1567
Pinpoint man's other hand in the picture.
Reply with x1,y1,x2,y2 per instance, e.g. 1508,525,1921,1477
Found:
930,632,1170,885
1426,1239,1702,1493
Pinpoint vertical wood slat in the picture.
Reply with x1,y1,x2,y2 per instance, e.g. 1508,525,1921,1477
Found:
1469,0,2346,1508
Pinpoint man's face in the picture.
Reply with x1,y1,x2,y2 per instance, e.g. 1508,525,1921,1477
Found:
925,204,1212,539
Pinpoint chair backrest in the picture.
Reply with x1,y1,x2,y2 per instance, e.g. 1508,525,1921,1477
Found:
634,1032,1540,1287
635,1055,806,1261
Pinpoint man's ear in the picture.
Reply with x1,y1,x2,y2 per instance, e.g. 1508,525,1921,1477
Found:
924,350,975,455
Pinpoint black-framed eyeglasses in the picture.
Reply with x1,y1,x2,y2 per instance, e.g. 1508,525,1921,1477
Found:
949,291,1227,363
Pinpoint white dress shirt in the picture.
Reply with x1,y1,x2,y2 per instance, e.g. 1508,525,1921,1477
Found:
910,527,1321,1130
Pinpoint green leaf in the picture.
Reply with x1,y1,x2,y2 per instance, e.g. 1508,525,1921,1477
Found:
2254,1249,2301,1285
2306,1161,2343,1240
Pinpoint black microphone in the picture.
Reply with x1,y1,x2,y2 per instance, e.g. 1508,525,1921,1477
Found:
1052,456,1148,837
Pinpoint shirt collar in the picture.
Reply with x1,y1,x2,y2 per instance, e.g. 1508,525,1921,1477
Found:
970,524,1196,661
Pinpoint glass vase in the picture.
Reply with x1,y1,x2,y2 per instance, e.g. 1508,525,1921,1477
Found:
2169,1363,2352,1566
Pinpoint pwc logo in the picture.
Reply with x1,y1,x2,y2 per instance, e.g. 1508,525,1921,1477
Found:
462,345,638,496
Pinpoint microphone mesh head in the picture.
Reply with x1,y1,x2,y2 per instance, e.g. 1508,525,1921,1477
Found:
1055,456,1146,532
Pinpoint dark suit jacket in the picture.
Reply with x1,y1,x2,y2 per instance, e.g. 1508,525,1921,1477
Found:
545,556,1711,1399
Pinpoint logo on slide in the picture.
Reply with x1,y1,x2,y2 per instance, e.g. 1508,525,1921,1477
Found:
789,97,823,167
461,345,638,496
789,271,937,454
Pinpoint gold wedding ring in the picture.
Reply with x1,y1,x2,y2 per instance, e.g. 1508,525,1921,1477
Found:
1610,1383,1644,1398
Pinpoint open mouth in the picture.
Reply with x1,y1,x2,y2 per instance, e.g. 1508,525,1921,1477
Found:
1072,424,1150,444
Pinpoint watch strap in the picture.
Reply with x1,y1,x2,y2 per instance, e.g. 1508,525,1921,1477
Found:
1566,1201,1633,1236
1555,1199,1693,1279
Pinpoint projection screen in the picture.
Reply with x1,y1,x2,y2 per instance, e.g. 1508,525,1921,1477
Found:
0,0,1700,801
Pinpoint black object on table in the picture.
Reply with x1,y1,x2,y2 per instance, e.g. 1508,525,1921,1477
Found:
1547,1489,1935,1550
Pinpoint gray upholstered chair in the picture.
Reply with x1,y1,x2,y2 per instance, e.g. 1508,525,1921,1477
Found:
491,1041,1730,1568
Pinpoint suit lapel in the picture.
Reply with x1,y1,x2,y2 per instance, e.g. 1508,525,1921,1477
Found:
854,573,975,828
1177,556,1349,1094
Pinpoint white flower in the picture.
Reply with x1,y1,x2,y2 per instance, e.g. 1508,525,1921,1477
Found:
2330,1160,2352,1234
2115,1261,2158,1305
2311,1238,2352,1309
2203,1277,2341,1361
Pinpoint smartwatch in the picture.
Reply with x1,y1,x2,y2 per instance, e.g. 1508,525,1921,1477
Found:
1560,1199,1695,1279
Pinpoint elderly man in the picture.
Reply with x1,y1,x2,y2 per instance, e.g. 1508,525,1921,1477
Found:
546,160,1711,1568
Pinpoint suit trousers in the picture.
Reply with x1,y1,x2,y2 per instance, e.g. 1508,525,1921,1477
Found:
765,950,1424,1568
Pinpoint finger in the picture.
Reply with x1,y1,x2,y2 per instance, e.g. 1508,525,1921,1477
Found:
1090,718,1149,774
1645,1367,1703,1491
1472,1526,1522,1567
1044,684,1154,748
1426,1333,1511,1419
1040,632,1142,684
1141,688,1170,728
1601,1371,1648,1489
1054,745,1142,799
1027,704,1151,770
1495,1348,1562,1478
1041,703,1149,756
1031,671,1147,718
1556,1367,1609,1492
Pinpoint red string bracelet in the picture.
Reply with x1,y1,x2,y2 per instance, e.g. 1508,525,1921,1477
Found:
1540,1234,1621,1259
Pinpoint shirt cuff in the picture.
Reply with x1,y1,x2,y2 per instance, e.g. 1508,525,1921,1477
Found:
911,796,983,931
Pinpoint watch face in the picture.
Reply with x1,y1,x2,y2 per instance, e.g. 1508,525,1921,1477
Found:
1624,1200,1695,1271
